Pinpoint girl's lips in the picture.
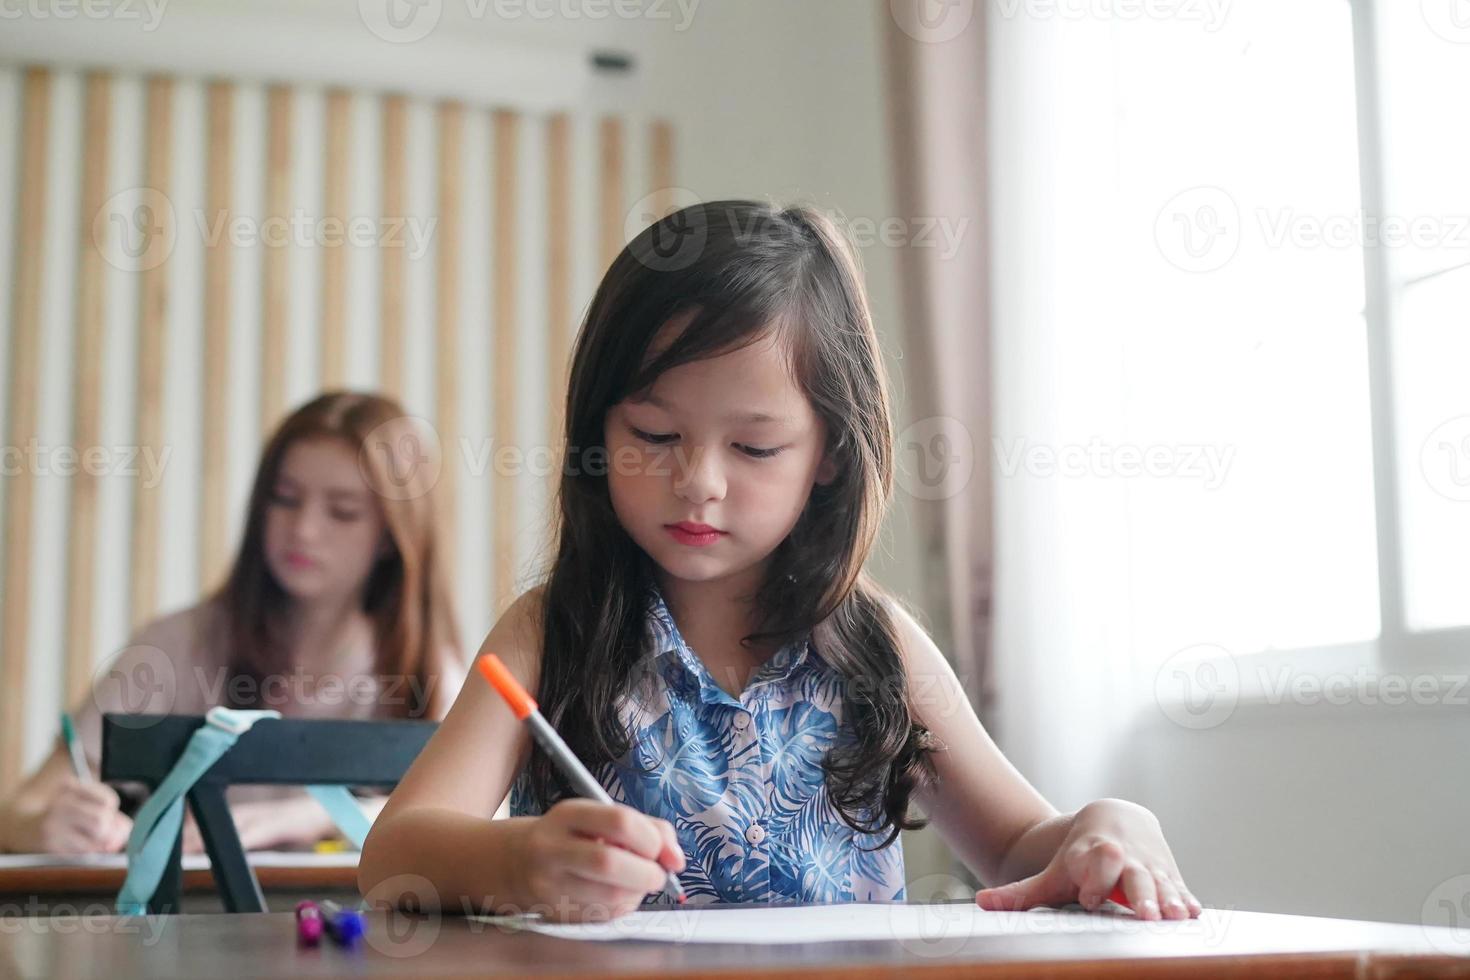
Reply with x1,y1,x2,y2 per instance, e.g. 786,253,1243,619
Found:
665,525,726,547
284,552,318,570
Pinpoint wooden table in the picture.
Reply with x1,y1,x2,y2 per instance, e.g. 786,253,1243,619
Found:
1,902,1467,979
0,852,359,915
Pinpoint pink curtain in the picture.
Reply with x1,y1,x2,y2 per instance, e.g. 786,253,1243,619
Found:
880,1,996,724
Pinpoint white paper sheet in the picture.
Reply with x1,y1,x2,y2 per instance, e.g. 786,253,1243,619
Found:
473,901,1225,945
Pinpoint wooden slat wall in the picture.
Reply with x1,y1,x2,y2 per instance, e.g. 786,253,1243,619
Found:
0,63,674,789
320,89,350,390
599,116,624,273
200,81,233,593
260,85,291,437
64,74,111,710
492,109,519,614
435,101,462,583
545,114,571,467
378,95,406,403
129,77,173,634
0,68,52,790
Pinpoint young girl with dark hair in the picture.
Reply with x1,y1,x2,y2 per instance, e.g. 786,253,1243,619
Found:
361,201,1200,923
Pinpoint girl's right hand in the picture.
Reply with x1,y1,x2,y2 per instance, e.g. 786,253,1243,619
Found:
517,799,686,922
39,779,133,854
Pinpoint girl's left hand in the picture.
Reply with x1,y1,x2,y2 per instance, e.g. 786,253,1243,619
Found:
974,799,1203,920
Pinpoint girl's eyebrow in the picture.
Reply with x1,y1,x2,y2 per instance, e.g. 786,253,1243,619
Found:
636,392,796,426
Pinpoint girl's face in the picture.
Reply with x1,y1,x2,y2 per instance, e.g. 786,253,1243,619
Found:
604,319,836,591
263,436,390,605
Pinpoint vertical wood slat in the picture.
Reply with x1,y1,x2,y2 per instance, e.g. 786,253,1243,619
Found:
320,89,350,389
378,95,406,401
649,119,675,220
200,81,233,592
544,114,571,475
261,85,291,439
1,68,52,791
64,73,111,711
435,102,462,582
130,77,173,632
598,117,624,274
492,109,519,611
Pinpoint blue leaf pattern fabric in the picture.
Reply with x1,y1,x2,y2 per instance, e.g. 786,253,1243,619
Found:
507,583,906,905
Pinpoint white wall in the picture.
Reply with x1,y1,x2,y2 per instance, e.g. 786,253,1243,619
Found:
1114,693,1468,927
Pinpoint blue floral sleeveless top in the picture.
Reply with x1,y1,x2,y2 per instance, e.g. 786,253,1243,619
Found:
507,584,906,905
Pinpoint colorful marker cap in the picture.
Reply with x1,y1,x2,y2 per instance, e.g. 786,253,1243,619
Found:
477,653,537,719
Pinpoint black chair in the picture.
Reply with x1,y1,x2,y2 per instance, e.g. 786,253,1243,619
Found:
101,714,437,913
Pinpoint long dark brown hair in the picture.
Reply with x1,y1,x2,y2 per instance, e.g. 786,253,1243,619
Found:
526,200,937,848
209,391,462,719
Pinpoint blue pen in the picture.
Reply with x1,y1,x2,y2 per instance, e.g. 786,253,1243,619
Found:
320,899,365,946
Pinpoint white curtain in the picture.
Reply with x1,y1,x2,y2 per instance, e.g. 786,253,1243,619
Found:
987,1,1378,807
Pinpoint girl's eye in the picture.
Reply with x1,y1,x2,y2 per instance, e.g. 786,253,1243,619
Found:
737,444,783,459
331,510,362,522
630,427,677,445
270,492,300,508
631,426,782,459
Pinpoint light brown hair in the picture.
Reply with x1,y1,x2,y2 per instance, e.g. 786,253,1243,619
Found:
210,391,462,719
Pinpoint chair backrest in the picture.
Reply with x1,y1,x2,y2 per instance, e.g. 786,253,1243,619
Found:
101,713,438,913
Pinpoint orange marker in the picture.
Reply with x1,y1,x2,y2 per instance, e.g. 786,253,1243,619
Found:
477,653,687,905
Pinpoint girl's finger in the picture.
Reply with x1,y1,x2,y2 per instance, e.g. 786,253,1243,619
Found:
1179,883,1203,916
563,803,664,864
1119,864,1160,920
105,815,133,853
566,838,668,894
654,819,685,872
1072,840,1126,910
1152,872,1188,920
60,811,111,848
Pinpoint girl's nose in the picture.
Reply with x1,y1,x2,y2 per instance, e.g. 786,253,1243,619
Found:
290,503,327,543
672,445,725,504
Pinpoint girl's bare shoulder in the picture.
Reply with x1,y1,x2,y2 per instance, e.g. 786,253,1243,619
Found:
477,584,548,687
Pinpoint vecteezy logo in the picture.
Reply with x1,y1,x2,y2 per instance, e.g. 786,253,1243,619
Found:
889,0,975,43
91,645,179,730
361,873,443,957
359,415,443,501
1423,875,1470,955
1421,0,1470,43
93,187,176,273
624,188,707,272
1154,186,1241,273
1154,643,1239,730
1421,416,1470,502
358,0,442,43
896,416,975,501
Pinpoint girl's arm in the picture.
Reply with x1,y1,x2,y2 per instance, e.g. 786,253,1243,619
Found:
888,601,1202,920
357,588,548,913
359,588,683,921
885,600,1059,886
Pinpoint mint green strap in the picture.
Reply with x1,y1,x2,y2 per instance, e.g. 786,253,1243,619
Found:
115,708,374,915
305,785,371,848
116,708,281,915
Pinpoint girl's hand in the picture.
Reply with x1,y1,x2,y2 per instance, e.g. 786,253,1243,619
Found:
514,799,685,922
37,779,133,854
975,799,1202,920
181,795,337,854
